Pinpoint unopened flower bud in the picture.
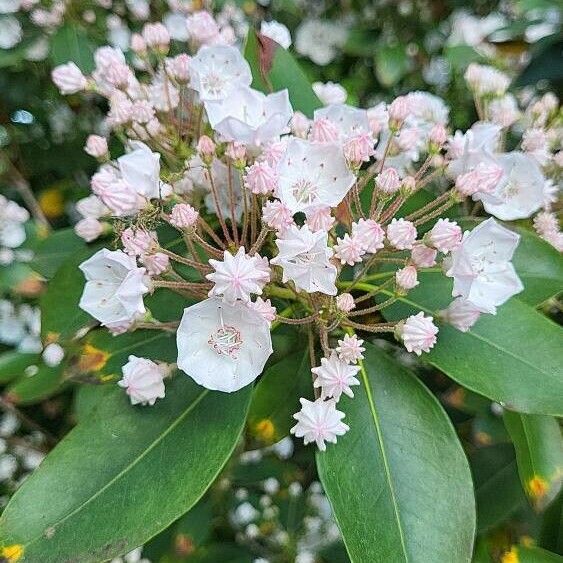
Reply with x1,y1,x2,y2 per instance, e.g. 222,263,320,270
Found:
387,218,417,250
376,167,401,195
84,135,108,159
74,218,103,242
410,243,437,268
388,96,410,127
291,111,310,138
343,132,374,167
225,142,246,166
169,203,199,229
197,135,216,163
244,162,277,195
428,219,462,253
336,293,355,313
121,227,156,256
52,62,87,95
130,33,147,54
310,118,339,143
142,22,170,52
428,124,447,150
143,252,169,276
395,265,419,292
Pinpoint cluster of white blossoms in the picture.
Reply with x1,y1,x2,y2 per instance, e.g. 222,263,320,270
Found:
51,9,560,450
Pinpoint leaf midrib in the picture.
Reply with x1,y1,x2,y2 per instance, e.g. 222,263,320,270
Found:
357,355,409,562
22,388,209,550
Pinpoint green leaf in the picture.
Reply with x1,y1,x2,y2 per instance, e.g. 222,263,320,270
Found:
0,352,38,384
501,545,563,563
50,24,95,73
471,444,526,532
5,363,66,405
0,378,251,561
374,45,409,87
247,348,311,444
503,411,563,510
379,279,563,415
244,29,322,117
317,342,475,562
30,228,87,279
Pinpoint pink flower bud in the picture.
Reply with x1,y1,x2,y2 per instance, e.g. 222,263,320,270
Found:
244,162,278,195
343,132,375,166
108,91,133,126
262,200,294,233
99,179,140,216
52,62,87,95
352,219,385,254
410,243,437,268
395,265,419,291
74,218,103,242
386,218,417,250
429,124,447,146
91,165,119,196
305,206,335,232
376,167,401,194
186,11,220,45
131,100,155,124
121,228,157,256
429,219,462,253
105,62,132,89
399,312,438,355
143,252,169,275
455,163,503,197
388,96,410,125
142,22,170,51
336,293,355,313
440,298,480,332
169,203,199,228
197,135,216,159
84,135,108,158
225,142,246,164
130,33,147,54
167,53,190,82
291,111,311,138
310,118,340,143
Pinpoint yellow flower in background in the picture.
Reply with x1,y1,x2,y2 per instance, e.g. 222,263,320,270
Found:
38,187,64,219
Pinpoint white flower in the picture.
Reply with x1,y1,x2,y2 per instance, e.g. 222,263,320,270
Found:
476,152,545,221
79,249,149,328
189,44,252,101
118,355,166,406
260,20,292,49
176,298,273,392
313,104,370,139
0,196,29,248
295,19,347,66
276,138,356,214
271,224,337,295
0,16,22,49
207,247,270,304
290,398,349,451
205,86,292,146
312,81,347,105
118,141,162,199
446,218,523,314
51,62,88,95
163,11,189,41
312,352,360,400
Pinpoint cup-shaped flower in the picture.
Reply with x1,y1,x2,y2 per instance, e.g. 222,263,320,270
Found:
446,218,523,314
271,224,337,295
205,86,292,146
189,45,252,101
117,141,161,199
176,298,273,392
276,138,356,214
78,249,149,328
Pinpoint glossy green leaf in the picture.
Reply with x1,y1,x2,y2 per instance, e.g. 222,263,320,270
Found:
50,25,96,73
503,411,563,510
30,228,87,279
0,352,38,384
5,363,65,405
317,342,475,562
471,444,526,532
378,277,563,415
0,378,251,561
248,348,311,444
244,29,322,117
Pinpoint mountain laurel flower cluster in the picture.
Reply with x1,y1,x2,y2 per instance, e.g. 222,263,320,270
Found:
51,12,561,451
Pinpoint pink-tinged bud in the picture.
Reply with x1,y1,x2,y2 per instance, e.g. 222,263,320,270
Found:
388,96,410,126
260,139,287,167
91,165,118,196
352,219,385,254
395,265,419,291
386,218,417,250
197,135,216,162
455,162,503,197
376,167,401,195
429,219,462,253
336,293,355,312
533,211,559,237
143,252,169,275
402,175,416,193
186,11,220,46
130,33,147,54
440,298,481,332
108,92,133,126
248,297,277,324
121,227,157,256
99,179,141,216
522,128,547,153
225,142,246,165
105,62,132,89
291,111,311,138
398,312,438,355
52,62,87,95
429,124,447,146
244,162,278,195
334,233,366,265
84,135,108,159
169,203,199,229
310,118,340,143
305,206,335,232
131,100,155,124
343,132,375,166
74,218,103,242
262,200,294,233
167,53,190,82
410,243,437,268
142,22,170,51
